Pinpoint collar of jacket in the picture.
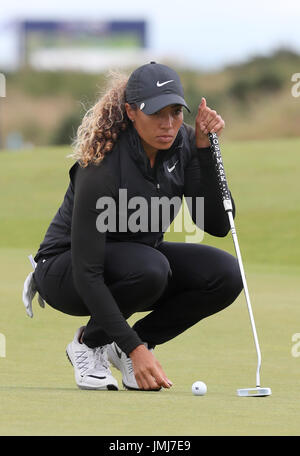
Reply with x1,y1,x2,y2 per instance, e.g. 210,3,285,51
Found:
125,123,184,179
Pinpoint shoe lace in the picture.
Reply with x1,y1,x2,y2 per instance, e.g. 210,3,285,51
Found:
93,346,110,373
74,350,90,375
126,356,134,375
74,346,111,376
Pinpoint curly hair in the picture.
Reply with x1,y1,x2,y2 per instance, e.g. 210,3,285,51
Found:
70,71,132,167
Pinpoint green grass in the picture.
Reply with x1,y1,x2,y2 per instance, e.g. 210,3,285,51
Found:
0,139,300,436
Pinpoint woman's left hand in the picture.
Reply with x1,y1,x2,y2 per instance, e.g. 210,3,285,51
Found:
195,97,225,148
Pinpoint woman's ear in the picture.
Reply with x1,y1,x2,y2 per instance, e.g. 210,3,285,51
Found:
125,103,136,122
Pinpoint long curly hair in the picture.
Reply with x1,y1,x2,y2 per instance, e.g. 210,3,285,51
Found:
70,71,132,167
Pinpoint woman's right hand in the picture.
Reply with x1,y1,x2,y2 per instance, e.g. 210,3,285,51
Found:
129,344,173,390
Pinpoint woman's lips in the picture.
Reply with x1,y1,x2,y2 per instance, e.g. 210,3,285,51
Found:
156,135,173,143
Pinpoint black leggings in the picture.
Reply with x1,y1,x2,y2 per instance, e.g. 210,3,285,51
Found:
34,241,243,348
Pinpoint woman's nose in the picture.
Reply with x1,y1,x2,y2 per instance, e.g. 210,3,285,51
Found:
160,113,173,128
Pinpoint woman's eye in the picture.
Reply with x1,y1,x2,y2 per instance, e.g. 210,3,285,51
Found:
174,108,183,116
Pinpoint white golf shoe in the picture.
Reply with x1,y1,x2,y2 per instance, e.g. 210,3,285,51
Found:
107,341,161,391
66,327,118,390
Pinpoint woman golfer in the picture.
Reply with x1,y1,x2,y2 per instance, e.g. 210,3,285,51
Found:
27,62,243,391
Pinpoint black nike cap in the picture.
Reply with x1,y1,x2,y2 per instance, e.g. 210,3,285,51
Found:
125,62,190,115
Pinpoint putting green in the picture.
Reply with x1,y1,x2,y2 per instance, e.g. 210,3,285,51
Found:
0,138,299,436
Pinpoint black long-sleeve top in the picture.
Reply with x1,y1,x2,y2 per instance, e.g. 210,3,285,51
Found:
34,122,235,355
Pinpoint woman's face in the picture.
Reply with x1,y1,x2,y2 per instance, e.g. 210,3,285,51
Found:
125,103,184,155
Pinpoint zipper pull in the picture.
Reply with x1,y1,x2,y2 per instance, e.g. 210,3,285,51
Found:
156,183,160,190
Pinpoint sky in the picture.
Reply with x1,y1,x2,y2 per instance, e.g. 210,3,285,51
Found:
0,0,300,70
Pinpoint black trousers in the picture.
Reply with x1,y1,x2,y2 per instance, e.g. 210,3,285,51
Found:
34,241,243,348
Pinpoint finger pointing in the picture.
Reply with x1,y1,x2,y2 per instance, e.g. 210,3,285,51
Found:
198,97,207,113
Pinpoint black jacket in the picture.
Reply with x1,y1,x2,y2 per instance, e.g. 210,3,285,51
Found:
34,122,235,354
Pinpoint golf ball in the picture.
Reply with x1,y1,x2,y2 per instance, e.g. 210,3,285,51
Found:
192,381,207,396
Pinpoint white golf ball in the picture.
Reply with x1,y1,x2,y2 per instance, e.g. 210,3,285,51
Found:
192,381,207,396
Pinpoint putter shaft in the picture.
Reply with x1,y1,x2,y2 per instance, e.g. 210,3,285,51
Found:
208,132,265,390
226,208,262,387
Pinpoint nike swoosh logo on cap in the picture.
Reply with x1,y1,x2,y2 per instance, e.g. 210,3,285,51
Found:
156,80,174,87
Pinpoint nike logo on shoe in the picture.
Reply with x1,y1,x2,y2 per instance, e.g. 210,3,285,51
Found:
115,344,123,359
88,375,106,379
167,160,179,173
156,80,174,87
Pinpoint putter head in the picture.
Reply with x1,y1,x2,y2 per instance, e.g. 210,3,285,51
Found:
237,387,271,397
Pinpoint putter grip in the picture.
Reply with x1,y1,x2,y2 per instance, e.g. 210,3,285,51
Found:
208,132,232,212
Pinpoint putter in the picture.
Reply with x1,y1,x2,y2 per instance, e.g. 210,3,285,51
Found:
208,132,271,397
